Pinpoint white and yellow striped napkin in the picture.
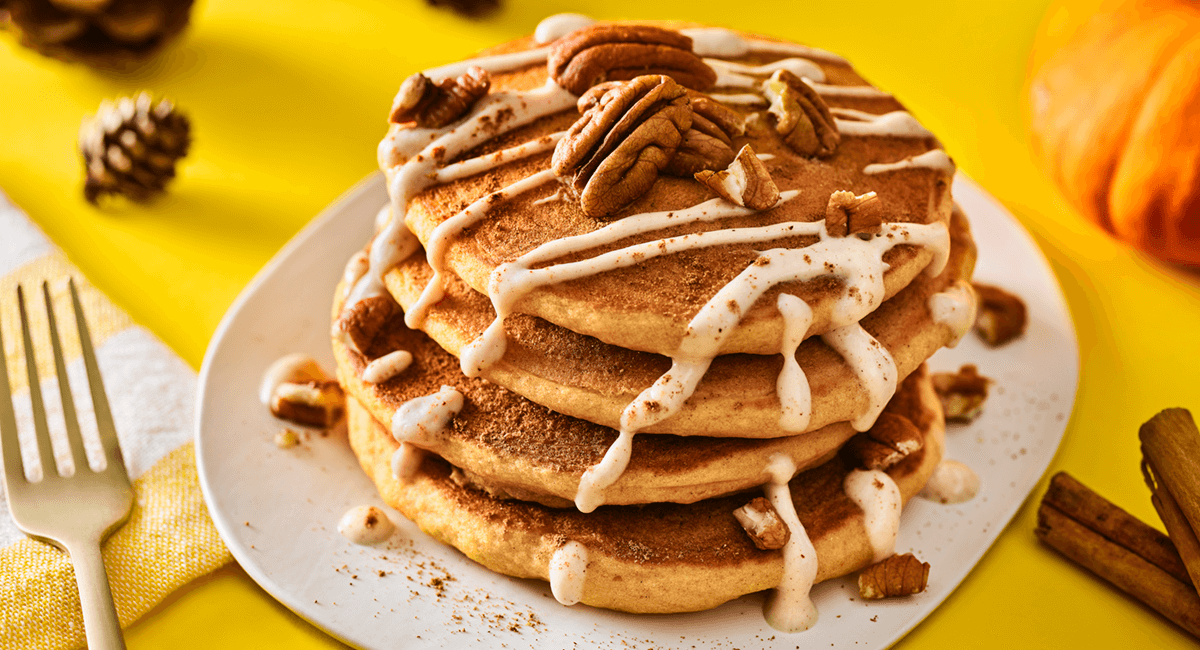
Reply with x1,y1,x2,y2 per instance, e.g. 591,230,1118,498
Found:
0,191,231,649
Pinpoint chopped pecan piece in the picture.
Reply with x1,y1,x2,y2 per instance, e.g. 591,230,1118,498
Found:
270,380,345,428
825,190,882,238
734,497,791,550
859,553,930,599
334,294,397,354
973,283,1027,346
694,144,779,210
932,364,991,422
552,75,692,217
762,69,839,157
664,91,746,176
389,66,491,128
548,24,716,95
845,412,924,471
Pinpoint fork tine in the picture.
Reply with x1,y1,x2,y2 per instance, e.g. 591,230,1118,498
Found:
17,285,58,479
43,282,90,474
0,305,25,488
68,279,125,476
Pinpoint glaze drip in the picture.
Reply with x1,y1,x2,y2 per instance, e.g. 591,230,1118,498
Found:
549,540,589,605
843,469,903,563
762,454,819,632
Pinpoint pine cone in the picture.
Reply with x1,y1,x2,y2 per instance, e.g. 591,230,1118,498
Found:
79,91,190,203
0,0,194,70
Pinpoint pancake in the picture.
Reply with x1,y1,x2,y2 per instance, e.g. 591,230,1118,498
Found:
381,206,974,438
378,24,955,357
345,364,945,614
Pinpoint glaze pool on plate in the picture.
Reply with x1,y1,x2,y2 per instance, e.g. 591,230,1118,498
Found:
195,173,1078,650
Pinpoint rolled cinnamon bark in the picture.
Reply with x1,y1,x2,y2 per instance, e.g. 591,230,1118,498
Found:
1140,408,1200,592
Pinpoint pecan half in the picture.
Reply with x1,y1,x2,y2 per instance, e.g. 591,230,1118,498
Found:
762,69,840,157
389,66,491,128
552,75,692,218
694,144,779,210
826,190,882,238
664,91,746,176
845,412,924,471
859,553,930,599
334,294,397,354
972,283,1027,346
270,380,345,429
733,497,790,550
548,24,716,95
932,364,991,422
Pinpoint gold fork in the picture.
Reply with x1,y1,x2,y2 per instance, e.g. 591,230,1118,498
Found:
0,280,133,650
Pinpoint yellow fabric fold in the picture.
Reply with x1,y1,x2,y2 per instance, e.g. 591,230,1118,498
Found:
0,445,232,650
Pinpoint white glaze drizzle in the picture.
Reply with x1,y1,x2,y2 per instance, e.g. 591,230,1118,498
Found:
374,203,392,233
775,294,814,432
406,169,557,330
549,540,589,605
707,57,826,88
832,108,935,139
821,323,897,431
348,81,576,339
805,80,892,99
260,354,327,405
762,454,819,632
843,469,902,563
337,505,395,545
681,27,847,64
535,13,596,43
920,460,980,504
433,132,564,184
423,47,551,83
362,350,414,384
390,385,465,447
756,153,776,161
532,187,566,206
390,443,424,483
863,149,956,176
710,92,768,106
342,250,371,299
928,279,977,347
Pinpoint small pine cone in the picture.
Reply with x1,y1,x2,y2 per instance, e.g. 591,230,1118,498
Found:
858,553,930,599
0,0,195,70
79,91,190,203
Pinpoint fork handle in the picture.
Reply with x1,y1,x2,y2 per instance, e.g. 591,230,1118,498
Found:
66,539,127,650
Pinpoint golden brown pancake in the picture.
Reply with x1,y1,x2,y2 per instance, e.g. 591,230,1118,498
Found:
345,365,945,613
381,206,974,438
388,24,955,357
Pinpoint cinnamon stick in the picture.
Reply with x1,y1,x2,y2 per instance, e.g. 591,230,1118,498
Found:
1037,502,1200,638
1043,472,1188,584
1140,408,1200,592
1035,471,1200,638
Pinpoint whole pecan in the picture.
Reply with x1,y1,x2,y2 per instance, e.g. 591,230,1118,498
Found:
762,69,840,157
548,24,716,95
389,66,491,128
664,91,746,176
552,75,692,218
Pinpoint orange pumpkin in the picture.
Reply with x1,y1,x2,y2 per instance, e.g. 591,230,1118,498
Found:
1027,0,1200,266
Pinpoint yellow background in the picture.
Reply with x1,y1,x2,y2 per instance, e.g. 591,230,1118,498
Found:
2,0,1199,647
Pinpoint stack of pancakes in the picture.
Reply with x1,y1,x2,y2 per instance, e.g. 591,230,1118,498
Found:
331,18,977,627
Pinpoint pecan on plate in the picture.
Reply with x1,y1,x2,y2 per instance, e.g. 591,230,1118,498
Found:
845,412,924,471
826,190,883,238
762,69,840,157
548,24,716,95
932,364,991,422
859,553,930,599
972,282,1027,346
389,66,491,128
664,91,746,176
552,75,692,218
694,144,779,210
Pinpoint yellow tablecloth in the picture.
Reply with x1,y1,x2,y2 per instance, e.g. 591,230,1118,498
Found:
2,0,1198,647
